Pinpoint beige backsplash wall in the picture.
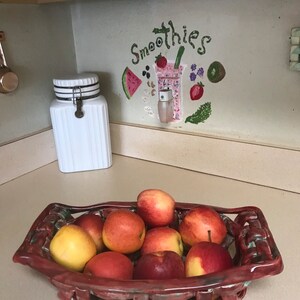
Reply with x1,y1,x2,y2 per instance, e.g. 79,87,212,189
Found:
1,0,300,191
71,0,300,150
1,0,300,150
0,3,76,145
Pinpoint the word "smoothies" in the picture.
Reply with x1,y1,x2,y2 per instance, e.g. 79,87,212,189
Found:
131,20,211,65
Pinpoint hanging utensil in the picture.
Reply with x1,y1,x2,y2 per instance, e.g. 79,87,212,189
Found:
0,31,18,94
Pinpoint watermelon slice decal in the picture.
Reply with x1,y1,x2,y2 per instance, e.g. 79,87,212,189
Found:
122,67,142,99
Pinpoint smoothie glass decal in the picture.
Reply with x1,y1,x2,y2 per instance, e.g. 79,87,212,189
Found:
154,46,186,122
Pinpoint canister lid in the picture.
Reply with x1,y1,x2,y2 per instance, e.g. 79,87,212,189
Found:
54,82,100,94
53,73,99,88
53,73,100,101
55,88,100,100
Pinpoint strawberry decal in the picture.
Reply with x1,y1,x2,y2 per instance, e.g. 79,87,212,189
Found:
155,54,167,69
190,82,204,101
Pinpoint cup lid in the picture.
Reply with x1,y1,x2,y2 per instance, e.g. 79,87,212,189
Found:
159,89,173,101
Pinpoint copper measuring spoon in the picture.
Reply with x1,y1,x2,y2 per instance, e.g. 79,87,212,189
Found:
0,31,18,94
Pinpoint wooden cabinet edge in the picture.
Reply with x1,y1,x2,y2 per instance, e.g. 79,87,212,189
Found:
0,0,68,4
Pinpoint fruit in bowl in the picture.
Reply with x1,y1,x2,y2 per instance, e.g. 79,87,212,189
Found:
74,213,105,252
49,189,232,281
102,209,146,254
133,251,185,280
141,226,183,256
179,205,227,246
185,241,233,277
49,224,97,272
84,251,133,280
137,189,175,227
13,191,284,300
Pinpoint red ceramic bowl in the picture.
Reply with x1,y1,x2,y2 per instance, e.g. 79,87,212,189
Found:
13,201,283,300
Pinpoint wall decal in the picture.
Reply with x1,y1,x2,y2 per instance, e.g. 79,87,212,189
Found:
147,80,156,96
142,83,155,106
190,82,204,101
122,67,142,99
185,102,212,124
122,19,226,126
155,54,167,69
154,46,186,121
142,65,151,79
207,61,226,83
174,46,185,68
190,72,197,82
197,67,204,77
143,81,156,120
131,20,211,65
142,89,151,103
144,105,155,117
191,64,197,71
189,64,204,81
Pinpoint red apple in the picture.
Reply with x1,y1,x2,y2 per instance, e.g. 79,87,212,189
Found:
137,189,175,227
102,209,146,254
74,213,104,252
141,227,183,256
185,242,233,277
133,251,185,280
84,251,133,280
179,206,227,246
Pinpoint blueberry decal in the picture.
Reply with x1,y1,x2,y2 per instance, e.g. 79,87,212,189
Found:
142,65,151,79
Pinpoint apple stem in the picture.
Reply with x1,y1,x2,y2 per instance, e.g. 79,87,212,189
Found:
208,230,212,243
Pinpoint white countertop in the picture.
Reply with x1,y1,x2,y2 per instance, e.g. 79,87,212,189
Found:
0,154,298,299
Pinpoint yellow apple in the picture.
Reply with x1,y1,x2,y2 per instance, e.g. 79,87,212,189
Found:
49,224,97,272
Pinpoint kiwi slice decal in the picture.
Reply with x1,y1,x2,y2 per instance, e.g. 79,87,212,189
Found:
207,61,226,83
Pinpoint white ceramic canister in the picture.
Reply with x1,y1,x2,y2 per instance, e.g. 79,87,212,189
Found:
50,73,112,173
